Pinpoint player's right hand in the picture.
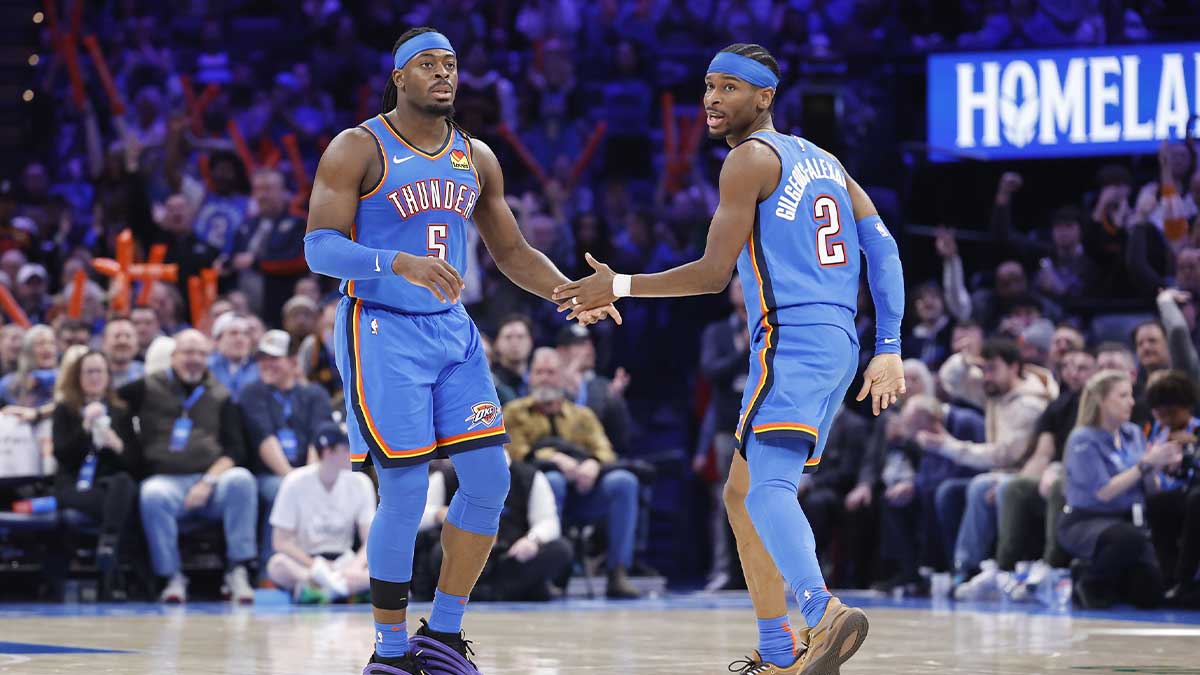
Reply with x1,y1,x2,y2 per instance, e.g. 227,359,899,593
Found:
856,352,906,416
391,252,464,304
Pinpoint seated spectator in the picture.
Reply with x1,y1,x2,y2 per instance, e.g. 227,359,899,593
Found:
1060,369,1177,608
938,321,986,410
1049,325,1086,376
101,318,145,387
267,422,373,603
0,324,59,420
805,399,873,587
130,306,162,360
297,300,342,411
919,338,1054,594
1141,370,1200,608
491,314,534,402
56,317,93,352
504,347,640,598
207,312,259,401
281,295,318,347
236,167,308,328
1096,341,1153,426
240,329,333,575
421,455,572,602
149,282,188,336
996,348,1097,576
557,324,632,453
0,324,25,375
51,349,137,600
903,282,955,370
971,261,1058,332
120,329,257,604
15,263,51,324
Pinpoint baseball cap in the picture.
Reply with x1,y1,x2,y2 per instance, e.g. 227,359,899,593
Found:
16,263,47,285
282,295,318,316
1021,318,1055,354
211,312,245,339
313,421,348,450
556,323,591,347
256,329,290,358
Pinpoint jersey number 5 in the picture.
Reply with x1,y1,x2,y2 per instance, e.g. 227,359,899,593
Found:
427,224,448,260
814,195,847,267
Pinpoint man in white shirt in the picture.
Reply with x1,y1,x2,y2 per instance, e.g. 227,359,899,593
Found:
267,422,375,602
420,453,571,601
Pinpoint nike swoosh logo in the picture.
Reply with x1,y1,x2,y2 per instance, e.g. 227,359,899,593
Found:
882,338,898,344
393,155,414,164
374,254,381,273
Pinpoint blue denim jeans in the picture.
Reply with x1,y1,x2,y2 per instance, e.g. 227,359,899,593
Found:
139,468,258,578
545,468,638,569
953,472,1013,573
257,474,285,577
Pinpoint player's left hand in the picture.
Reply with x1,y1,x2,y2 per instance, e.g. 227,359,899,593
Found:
856,352,906,416
553,253,618,320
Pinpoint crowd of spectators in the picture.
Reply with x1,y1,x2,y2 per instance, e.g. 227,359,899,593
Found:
2,0,1200,609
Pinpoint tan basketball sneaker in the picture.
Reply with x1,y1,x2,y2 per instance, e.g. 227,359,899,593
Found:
795,597,869,675
727,649,804,674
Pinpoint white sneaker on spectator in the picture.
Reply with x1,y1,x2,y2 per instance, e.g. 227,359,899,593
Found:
223,565,255,604
954,560,1002,601
1008,560,1051,602
310,557,350,599
160,573,188,603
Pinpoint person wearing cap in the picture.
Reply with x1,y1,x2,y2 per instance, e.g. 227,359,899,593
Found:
207,312,259,402
266,421,375,603
121,329,256,604
15,263,50,325
281,294,318,347
239,329,333,576
556,322,632,455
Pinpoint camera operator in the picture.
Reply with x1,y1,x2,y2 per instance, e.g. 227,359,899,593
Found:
1143,370,1200,607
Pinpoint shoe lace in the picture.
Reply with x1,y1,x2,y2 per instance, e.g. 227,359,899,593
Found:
727,655,773,674
419,618,476,662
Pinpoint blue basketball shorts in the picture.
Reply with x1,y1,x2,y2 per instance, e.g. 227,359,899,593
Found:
734,323,859,473
334,297,509,470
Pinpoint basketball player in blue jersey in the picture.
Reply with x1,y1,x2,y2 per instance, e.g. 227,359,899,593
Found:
303,28,619,675
555,43,906,675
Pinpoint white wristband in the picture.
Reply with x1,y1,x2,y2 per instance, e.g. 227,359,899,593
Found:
613,274,632,298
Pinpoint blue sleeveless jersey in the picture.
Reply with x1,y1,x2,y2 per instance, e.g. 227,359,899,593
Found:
347,115,480,314
736,131,860,342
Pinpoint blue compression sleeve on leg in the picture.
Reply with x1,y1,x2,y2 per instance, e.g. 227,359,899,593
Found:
757,615,799,668
368,464,429,583
445,446,510,535
743,435,832,628
429,590,469,634
303,228,399,280
855,214,905,355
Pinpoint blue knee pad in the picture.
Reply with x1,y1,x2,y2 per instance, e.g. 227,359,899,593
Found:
446,445,510,535
368,464,429,582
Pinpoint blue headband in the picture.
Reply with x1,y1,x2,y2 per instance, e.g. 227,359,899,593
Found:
394,32,455,70
707,52,778,89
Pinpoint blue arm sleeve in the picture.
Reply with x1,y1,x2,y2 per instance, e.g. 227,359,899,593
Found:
856,215,905,355
303,228,399,281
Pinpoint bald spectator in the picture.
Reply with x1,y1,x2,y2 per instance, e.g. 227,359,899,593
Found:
120,330,256,604
504,347,640,599
130,307,162,360
207,313,259,401
103,319,145,387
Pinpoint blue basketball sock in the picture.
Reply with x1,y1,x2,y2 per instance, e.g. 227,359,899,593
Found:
757,615,798,667
429,589,468,634
374,620,408,658
800,587,833,628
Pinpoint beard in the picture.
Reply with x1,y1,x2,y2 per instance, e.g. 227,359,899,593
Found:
531,385,564,404
421,101,455,117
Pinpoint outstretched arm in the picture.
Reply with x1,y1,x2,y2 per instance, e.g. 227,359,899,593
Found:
552,140,778,310
470,138,620,324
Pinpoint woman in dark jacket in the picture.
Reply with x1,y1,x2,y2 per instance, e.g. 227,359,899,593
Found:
52,349,137,599
1059,369,1181,609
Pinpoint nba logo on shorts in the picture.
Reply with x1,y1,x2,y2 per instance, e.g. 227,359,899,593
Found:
370,318,379,335
465,402,501,430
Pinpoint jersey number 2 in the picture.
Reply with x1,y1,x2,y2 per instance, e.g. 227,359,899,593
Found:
427,224,448,260
814,195,847,267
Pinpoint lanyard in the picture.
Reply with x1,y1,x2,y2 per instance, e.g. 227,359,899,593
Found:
273,389,294,423
181,385,206,417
